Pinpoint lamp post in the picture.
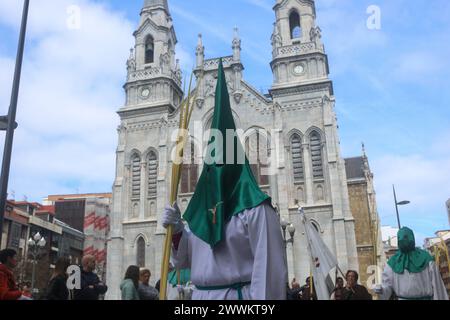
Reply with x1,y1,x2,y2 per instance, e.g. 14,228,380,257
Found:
393,185,410,229
281,217,295,284
0,0,30,249
281,218,296,249
28,232,46,297
274,203,295,284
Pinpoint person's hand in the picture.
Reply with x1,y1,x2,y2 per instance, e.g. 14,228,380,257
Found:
162,203,184,234
372,285,383,294
184,286,193,296
176,285,184,294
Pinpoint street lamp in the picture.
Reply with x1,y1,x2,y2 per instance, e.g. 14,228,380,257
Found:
281,218,296,247
274,204,296,284
28,232,46,297
280,215,295,287
393,185,410,229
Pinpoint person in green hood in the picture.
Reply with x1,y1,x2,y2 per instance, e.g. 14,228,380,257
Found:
374,227,448,300
162,60,287,300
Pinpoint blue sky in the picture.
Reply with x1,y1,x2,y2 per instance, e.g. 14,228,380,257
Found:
0,0,449,244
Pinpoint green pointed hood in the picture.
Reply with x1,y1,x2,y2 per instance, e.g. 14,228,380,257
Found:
387,227,434,274
182,59,270,247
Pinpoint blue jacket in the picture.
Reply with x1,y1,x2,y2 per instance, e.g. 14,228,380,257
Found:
73,270,108,300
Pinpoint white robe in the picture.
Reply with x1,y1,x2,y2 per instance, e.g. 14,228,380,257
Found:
166,282,194,300
379,261,449,300
172,202,288,300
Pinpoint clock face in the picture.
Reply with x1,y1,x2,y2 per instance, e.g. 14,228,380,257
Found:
294,64,305,75
141,88,150,98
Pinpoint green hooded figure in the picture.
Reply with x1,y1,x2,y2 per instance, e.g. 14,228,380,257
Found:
183,59,270,248
387,227,434,274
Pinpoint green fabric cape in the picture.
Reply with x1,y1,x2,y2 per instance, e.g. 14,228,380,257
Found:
182,60,270,247
387,227,434,274
168,269,191,287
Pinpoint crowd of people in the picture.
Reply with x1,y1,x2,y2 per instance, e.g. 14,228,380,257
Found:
287,271,372,301
0,227,448,301
0,248,164,301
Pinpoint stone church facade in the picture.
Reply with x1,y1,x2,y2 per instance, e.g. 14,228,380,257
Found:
106,0,376,299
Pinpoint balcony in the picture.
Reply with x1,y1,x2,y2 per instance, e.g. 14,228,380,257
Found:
273,42,323,59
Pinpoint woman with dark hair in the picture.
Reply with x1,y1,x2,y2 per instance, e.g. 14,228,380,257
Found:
46,257,70,300
121,265,140,300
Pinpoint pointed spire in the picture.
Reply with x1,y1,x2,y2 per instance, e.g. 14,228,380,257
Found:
233,26,239,40
196,33,204,69
129,48,134,60
197,33,203,48
362,142,367,158
232,27,241,62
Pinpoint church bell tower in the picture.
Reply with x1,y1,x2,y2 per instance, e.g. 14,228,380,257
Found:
269,0,359,278
106,0,183,300
270,0,329,89
123,0,183,114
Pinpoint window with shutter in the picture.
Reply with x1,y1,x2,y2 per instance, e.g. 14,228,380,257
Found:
147,151,158,198
310,132,324,179
131,154,141,199
180,142,199,194
291,134,304,182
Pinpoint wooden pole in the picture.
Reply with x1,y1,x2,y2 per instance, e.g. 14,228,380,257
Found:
159,74,196,300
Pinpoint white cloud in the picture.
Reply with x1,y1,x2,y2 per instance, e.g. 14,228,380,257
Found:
372,133,450,239
170,3,269,66
176,43,195,75
381,226,398,242
393,51,446,84
0,57,14,108
0,0,134,200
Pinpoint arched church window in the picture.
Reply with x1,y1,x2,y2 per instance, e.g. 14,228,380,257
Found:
289,11,302,39
246,131,269,186
181,142,198,194
311,221,320,233
291,134,304,182
310,131,324,179
147,151,158,198
131,154,141,199
136,237,146,267
145,36,154,64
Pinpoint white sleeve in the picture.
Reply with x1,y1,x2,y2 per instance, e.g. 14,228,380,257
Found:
429,261,449,300
379,264,394,300
246,203,288,300
171,228,191,270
